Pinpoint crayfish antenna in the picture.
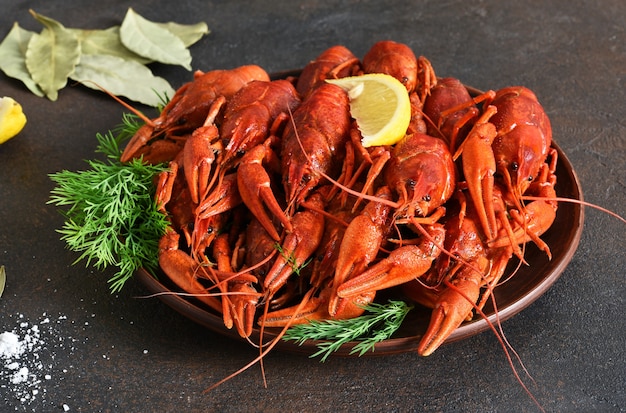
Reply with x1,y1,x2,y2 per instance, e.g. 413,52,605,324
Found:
75,80,155,126
483,292,545,413
441,281,546,413
521,196,626,225
203,289,316,393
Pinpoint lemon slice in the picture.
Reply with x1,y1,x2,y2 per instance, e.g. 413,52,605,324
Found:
0,97,27,144
326,73,410,147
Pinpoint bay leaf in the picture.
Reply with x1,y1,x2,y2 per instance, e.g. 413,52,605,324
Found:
0,266,5,298
69,54,175,107
71,26,151,65
156,21,210,47
0,23,44,97
120,8,192,70
25,10,81,101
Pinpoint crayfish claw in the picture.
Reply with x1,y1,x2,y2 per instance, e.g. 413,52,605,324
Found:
417,256,488,356
237,144,292,241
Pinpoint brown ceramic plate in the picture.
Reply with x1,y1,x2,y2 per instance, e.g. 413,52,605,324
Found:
135,77,584,356
135,143,583,357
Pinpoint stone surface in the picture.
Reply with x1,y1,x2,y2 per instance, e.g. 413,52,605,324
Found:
0,1,624,412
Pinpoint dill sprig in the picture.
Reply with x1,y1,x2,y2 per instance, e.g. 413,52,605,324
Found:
95,112,143,161
48,119,169,292
282,300,413,362
274,242,313,276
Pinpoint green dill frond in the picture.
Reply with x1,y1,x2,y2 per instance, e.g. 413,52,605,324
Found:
118,112,145,137
49,114,169,292
153,89,171,112
95,113,144,161
282,300,413,362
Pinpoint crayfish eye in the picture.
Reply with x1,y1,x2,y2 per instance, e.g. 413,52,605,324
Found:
422,194,431,202
511,162,519,171
408,179,416,189
401,76,409,85
528,175,533,182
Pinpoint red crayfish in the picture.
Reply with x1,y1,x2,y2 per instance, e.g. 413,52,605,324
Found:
121,41,562,352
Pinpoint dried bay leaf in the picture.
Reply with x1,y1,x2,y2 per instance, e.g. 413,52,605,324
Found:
120,8,192,70
72,26,151,65
0,8,208,101
0,23,44,97
156,21,210,47
25,10,81,101
70,54,175,107
72,21,209,64
0,266,5,298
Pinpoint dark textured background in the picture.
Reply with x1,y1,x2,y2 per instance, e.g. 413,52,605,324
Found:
1,1,624,412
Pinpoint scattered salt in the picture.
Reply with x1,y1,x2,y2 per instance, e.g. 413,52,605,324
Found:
0,312,77,410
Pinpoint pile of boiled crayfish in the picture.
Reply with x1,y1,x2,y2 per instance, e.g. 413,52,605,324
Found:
122,40,557,356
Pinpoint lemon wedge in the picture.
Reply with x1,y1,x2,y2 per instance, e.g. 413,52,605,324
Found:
326,73,411,147
0,97,27,144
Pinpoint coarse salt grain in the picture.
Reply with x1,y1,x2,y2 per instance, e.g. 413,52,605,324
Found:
11,366,29,384
0,331,22,357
